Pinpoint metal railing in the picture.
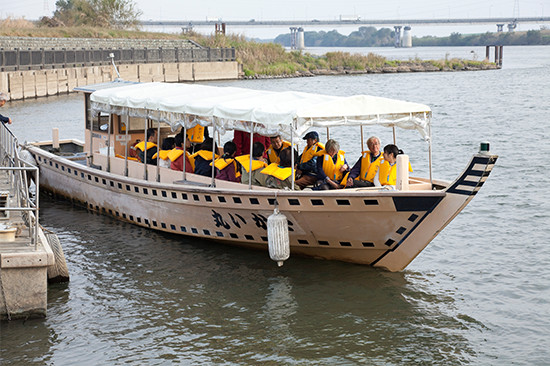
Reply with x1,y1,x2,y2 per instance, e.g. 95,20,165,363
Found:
0,47,236,72
0,122,39,248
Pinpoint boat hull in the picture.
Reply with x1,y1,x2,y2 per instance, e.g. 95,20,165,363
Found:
27,144,497,271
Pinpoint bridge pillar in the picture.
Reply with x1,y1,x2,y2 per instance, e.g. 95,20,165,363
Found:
289,27,298,49
394,26,402,48
496,24,504,32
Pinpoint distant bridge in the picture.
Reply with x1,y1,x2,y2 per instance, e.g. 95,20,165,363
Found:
142,17,550,27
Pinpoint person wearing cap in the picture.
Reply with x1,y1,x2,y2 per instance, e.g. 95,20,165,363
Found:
0,92,12,125
295,131,324,189
344,136,383,188
266,135,291,164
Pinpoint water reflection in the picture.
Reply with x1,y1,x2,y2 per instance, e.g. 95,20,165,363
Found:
2,197,479,365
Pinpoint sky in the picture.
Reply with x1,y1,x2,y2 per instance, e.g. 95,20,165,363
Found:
1,0,547,38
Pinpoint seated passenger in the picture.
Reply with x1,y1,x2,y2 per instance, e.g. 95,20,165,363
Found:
193,138,219,177
169,133,194,173
261,147,299,190
266,135,291,164
379,144,413,187
236,142,268,186
213,141,241,183
315,139,349,190
233,130,271,157
344,136,383,188
295,131,324,189
154,137,175,168
135,128,158,165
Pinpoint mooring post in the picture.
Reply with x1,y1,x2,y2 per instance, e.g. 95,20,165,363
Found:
486,46,490,61
499,46,503,67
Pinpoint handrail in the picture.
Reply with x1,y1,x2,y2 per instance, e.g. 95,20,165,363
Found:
0,122,40,248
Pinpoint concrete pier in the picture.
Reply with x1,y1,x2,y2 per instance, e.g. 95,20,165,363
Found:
0,126,54,320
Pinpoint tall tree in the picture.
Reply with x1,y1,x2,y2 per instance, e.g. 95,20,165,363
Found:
53,0,142,29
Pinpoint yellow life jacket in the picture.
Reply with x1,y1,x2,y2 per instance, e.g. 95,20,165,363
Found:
300,142,325,164
266,141,291,164
152,150,171,160
195,150,219,161
134,141,157,152
187,125,204,143
235,155,268,173
260,163,293,181
320,150,346,182
115,154,138,161
169,148,195,170
379,159,413,186
211,158,241,178
359,151,384,182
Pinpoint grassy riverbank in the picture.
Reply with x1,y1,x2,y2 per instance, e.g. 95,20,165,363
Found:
0,19,499,77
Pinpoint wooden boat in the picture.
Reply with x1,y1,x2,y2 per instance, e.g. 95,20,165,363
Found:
24,80,497,271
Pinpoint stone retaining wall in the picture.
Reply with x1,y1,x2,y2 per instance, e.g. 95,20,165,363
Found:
0,61,239,101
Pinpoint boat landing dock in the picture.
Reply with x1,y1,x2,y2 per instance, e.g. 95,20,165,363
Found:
1,124,55,320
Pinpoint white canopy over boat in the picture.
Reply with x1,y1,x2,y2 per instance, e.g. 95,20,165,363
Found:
90,82,432,140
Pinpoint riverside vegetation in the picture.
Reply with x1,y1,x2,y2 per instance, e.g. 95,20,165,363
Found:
1,17,499,78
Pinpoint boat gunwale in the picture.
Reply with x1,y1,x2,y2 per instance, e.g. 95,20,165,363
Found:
26,143,449,198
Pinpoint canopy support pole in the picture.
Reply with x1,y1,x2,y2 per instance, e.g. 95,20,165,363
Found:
124,116,129,177
291,124,295,190
326,127,330,140
182,123,187,181
360,125,364,152
156,113,161,182
392,126,396,145
427,113,433,186
248,130,254,190
143,116,148,181
89,115,96,167
106,113,112,173
211,124,216,187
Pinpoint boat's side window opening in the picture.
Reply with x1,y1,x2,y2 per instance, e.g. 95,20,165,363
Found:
217,232,224,237
81,173,84,178
102,178,106,185
180,226,187,232
233,197,242,204
230,233,238,238
191,228,198,234
55,163,59,168
203,229,211,236
95,177,99,183
311,199,324,206
364,200,378,205
318,241,329,246
298,239,309,245
362,242,375,247
385,239,396,246
261,236,268,242
205,196,212,202
396,227,406,235
161,191,167,198
408,214,418,222
193,194,199,201
153,190,158,196
129,215,134,221
74,170,78,176
249,198,259,205
340,241,352,247
288,199,300,206
87,174,91,180
61,166,65,171
181,193,188,200
68,168,71,173
134,187,139,193
118,183,122,189
171,192,177,199
137,217,141,223
126,184,130,191
170,224,176,230
49,161,52,166
245,235,254,241
153,221,158,227
143,188,148,195
218,196,226,203
336,199,351,206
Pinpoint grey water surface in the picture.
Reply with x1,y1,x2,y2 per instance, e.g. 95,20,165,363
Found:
1,45,549,365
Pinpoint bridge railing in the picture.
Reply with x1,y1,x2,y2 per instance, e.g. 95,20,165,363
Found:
0,47,236,72
0,122,40,248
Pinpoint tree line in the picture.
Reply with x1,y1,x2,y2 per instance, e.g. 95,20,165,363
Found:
273,27,550,47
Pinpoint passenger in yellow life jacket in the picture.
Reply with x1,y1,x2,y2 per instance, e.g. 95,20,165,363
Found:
187,125,205,144
344,136,383,188
135,128,158,165
212,141,241,183
315,139,349,190
266,135,291,164
261,147,299,190
236,142,268,187
295,131,324,189
169,133,194,173
153,137,175,168
379,144,413,187
193,138,219,177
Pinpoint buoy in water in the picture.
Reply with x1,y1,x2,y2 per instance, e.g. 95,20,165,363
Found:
267,208,290,267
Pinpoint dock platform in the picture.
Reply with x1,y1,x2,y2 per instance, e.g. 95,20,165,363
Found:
1,124,54,320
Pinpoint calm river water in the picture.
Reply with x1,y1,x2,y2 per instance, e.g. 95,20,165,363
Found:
1,46,549,365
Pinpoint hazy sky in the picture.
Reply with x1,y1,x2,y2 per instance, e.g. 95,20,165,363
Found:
2,0,547,37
